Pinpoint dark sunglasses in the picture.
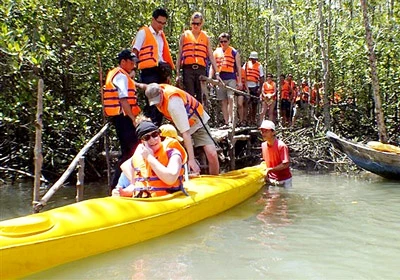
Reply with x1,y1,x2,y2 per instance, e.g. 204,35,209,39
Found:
191,22,201,26
141,130,160,141
219,40,228,43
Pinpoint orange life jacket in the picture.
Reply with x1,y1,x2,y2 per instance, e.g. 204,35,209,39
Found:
310,89,318,105
280,80,291,100
261,81,276,100
103,67,141,117
240,68,246,83
157,84,204,127
134,26,175,70
301,85,310,102
131,139,188,197
333,92,342,104
214,46,235,73
181,30,208,67
245,61,261,82
289,80,297,97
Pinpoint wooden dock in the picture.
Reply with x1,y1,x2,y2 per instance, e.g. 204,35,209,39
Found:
195,125,262,173
195,75,263,172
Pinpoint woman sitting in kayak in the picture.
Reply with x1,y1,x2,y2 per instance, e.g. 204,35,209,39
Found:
112,120,188,198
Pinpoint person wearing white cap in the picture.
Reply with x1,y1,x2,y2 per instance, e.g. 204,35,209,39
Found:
242,51,265,126
144,83,219,176
259,120,292,187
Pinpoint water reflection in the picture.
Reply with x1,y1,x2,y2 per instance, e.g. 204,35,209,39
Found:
256,187,292,227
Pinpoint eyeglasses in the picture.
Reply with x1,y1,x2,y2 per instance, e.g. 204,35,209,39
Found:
191,22,201,26
219,40,228,43
155,19,167,25
141,130,160,141
260,129,273,133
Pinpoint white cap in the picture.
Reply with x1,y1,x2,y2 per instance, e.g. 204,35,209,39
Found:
145,83,162,106
259,120,276,131
249,51,258,59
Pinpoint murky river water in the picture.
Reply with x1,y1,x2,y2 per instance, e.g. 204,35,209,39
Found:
1,171,399,279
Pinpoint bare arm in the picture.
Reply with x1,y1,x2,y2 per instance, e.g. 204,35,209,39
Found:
120,98,137,126
208,64,215,79
235,52,242,89
182,130,200,174
175,34,184,76
258,75,265,94
267,162,290,174
207,37,219,76
141,145,183,185
135,82,148,91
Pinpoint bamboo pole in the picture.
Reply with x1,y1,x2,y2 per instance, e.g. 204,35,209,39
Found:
98,53,111,187
199,76,257,99
33,123,109,213
0,167,47,182
33,79,44,213
200,79,209,110
76,157,85,202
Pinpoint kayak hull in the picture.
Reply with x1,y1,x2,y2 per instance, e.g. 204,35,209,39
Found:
0,165,265,279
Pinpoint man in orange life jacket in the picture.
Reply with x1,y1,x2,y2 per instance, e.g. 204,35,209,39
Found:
279,74,292,127
259,73,277,123
143,83,219,175
175,12,220,103
292,80,310,126
131,8,175,126
242,51,265,126
103,49,141,191
209,33,242,128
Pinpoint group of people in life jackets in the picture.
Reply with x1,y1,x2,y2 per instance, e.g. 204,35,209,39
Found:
103,8,293,198
259,73,324,128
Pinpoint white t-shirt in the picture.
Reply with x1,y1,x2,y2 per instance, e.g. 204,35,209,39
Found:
167,96,210,135
132,26,165,63
243,61,264,88
112,72,129,98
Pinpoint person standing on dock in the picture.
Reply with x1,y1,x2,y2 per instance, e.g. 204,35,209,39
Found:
279,74,292,127
143,83,219,175
209,33,242,129
259,120,292,188
131,8,175,126
243,51,264,126
103,49,141,192
259,73,277,124
175,12,220,103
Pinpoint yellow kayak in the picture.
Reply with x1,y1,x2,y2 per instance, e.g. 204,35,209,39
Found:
0,164,265,279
